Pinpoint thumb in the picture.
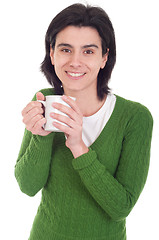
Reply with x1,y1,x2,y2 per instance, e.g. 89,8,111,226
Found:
36,92,45,101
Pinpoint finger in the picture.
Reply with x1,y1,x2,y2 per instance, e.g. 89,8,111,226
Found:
32,117,47,132
51,112,75,128
52,121,73,135
25,114,44,132
32,119,51,136
62,95,82,116
51,112,83,139
23,106,44,124
52,120,82,137
36,92,46,101
52,102,82,125
22,101,42,117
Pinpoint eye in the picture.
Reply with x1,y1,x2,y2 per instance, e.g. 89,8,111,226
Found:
61,48,71,53
84,49,94,54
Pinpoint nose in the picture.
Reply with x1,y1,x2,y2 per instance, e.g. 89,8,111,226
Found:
69,51,82,68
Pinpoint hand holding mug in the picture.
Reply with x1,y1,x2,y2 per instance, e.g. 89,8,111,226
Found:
22,92,51,136
51,95,89,158
38,95,76,132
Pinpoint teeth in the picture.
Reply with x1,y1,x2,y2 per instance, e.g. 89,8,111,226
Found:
67,72,85,77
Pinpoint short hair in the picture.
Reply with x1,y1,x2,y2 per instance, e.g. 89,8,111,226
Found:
41,3,116,100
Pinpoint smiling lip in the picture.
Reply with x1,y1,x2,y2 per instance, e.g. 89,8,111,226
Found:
66,71,86,77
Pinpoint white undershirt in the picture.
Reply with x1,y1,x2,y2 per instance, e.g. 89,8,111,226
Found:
82,93,116,147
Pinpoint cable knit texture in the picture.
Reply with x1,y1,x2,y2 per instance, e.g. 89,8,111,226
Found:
15,88,153,240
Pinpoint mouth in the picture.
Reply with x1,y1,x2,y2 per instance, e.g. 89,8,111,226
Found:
66,71,86,78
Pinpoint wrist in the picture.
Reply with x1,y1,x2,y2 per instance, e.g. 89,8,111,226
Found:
70,142,89,159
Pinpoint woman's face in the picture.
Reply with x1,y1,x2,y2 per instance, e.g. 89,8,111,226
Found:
50,26,108,96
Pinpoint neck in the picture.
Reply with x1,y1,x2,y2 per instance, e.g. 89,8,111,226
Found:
64,88,107,117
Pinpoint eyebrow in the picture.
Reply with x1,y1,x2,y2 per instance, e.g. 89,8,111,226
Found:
57,43,99,49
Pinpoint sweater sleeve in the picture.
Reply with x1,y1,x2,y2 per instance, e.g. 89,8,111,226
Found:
15,129,54,196
72,106,153,221
14,89,55,196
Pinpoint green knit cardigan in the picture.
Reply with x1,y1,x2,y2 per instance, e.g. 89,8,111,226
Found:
15,88,153,240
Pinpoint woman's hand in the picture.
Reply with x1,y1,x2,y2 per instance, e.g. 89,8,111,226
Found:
50,95,89,158
22,92,51,136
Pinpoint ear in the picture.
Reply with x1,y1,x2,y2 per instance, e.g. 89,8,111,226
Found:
101,48,109,69
50,45,54,65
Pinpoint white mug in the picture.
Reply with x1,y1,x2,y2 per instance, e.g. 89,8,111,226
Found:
38,95,76,132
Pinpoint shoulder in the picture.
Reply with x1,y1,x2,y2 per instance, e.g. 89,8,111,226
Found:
115,95,153,127
38,88,55,96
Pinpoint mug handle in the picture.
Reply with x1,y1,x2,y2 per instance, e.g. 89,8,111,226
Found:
37,100,46,107
37,100,46,129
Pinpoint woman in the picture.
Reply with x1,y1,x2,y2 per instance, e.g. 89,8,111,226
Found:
15,3,153,240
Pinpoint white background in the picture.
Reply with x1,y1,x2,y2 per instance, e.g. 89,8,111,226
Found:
0,0,159,239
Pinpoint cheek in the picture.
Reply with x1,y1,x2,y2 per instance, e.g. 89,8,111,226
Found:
54,64,63,78
54,54,68,68
53,57,64,73
87,56,104,71
90,62,102,75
